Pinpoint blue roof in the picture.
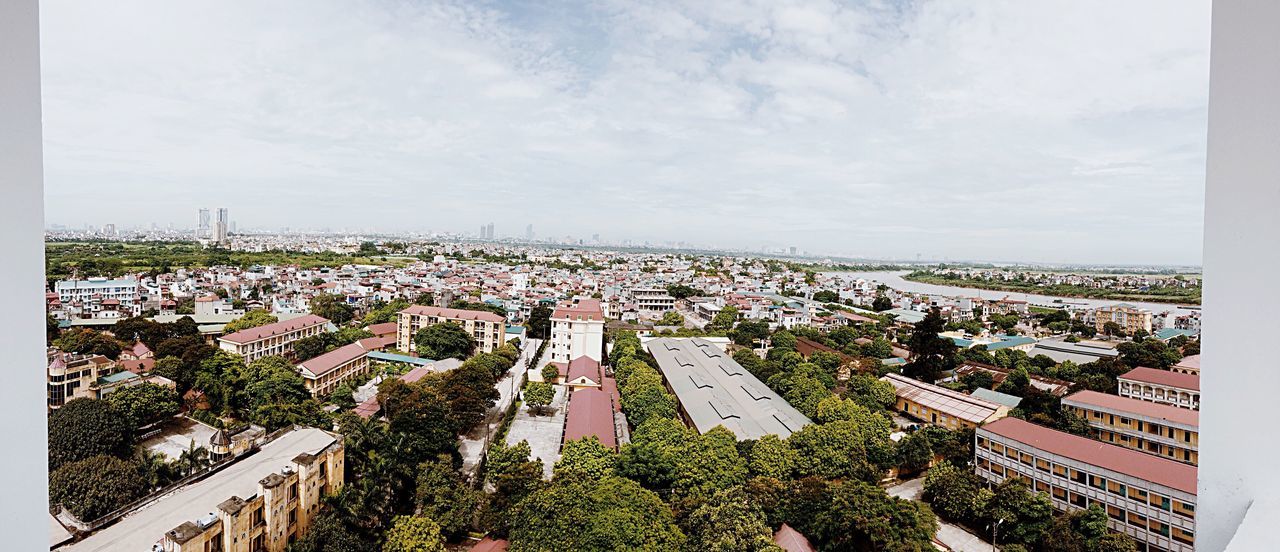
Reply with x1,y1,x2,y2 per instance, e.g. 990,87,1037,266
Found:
366,351,433,366
985,335,1036,351
881,357,907,366
1154,328,1198,340
970,387,1023,409
948,337,975,348
98,371,139,384
506,325,526,335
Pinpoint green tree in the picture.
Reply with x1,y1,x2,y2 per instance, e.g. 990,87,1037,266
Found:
540,363,560,383
555,436,617,479
730,320,771,347
383,515,446,552
747,434,797,480
659,311,686,326
788,421,877,482
904,308,957,383
106,382,179,428
523,381,554,414
666,284,701,299
291,511,371,552
922,461,982,522
509,476,685,551
311,293,355,324
223,309,278,333
414,322,477,360
54,328,122,359
49,398,135,470
49,454,149,521
671,426,749,502
872,296,893,312
978,479,1056,547
896,431,935,474
526,304,553,339
810,480,938,551
683,487,778,552
414,456,480,538
709,305,739,331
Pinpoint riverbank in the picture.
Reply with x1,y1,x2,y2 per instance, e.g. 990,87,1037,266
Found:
902,273,1202,305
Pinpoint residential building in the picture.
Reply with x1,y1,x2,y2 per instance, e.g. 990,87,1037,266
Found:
1062,390,1198,465
549,299,604,364
218,314,330,364
46,349,115,409
645,337,812,440
62,427,344,552
1170,355,1200,375
195,294,243,317
630,288,676,313
882,373,1010,429
975,418,1197,552
55,277,141,318
563,356,604,390
396,305,506,355
1095,303,1154,335
296,342,371,397
1118,368,1200,410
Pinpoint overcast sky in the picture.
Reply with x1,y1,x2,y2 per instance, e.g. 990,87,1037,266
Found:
40,1,1210,265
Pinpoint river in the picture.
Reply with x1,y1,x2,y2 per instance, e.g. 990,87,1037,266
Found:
825,271,1202,317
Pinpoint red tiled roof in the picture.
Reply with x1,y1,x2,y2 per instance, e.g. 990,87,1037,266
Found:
398,305,504,323
366,322,398,337
566,356,602,385
357,336,396,351
353,396,380,419
1175,355,1200,372
401,365,432,384
470,537,509,552
1062,390,1198,427
773,524,816,552
980,417,1198,494
297,342,367,378
220,314,329,344
119,358,155,374
553,299,604,321
564,388,617,449
602,376,621,413
1120,367,1200,391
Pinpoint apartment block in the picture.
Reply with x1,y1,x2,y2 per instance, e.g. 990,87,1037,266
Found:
55,277,142,318
296,342,372,397
549,299,604,364
630,288,676,313
1095,303,1154,335
976,418,1196,552
1118,368,1200,410
396,305,506,356
882,372,1009,430
218,314,330,364
63,428,344,552
1062,390,1198,465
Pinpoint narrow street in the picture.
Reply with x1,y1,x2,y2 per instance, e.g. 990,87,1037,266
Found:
886,477,997,552
458,338,542,480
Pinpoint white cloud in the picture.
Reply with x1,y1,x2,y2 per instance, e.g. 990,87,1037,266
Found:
40,0,1210,264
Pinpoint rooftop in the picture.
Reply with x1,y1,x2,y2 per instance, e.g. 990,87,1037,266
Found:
218,313,329,344
980,417,1197,495
552,298,604,321
563,388,617,449
398,304,504,323
297,342,367,379
63,427,339,552
1062,390,1198,429
646,337,812,440
882,373,1004,424
970,387,1024,409
1120,367,1201,391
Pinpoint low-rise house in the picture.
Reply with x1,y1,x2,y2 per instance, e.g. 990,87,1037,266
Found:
882,373,1009,429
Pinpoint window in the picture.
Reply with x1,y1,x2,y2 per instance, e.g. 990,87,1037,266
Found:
251,505,264,527
1127,512,1148,528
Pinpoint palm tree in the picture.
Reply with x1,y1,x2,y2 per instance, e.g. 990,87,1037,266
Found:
178,439,211,476
134,449,179,489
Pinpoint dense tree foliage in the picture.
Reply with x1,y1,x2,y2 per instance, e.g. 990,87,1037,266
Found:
382,515,446,552
106,382,179,428
904,308,957,382
311,293,355,324
508,476,686,551
414,322,477,360
50,454,149,521
223,309,278,333
49,398,135,470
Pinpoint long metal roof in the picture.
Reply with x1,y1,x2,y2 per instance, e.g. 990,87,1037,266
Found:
646,337,812,440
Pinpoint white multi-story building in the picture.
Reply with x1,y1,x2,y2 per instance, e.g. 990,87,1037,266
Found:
550,298,604,363
630,288,675,313
55,277,141,317
976,417,1197,552
218,314,330,363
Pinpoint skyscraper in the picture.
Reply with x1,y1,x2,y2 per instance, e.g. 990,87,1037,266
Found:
198,208,210,238
525,224,533,240
486,222,495,240
215,207,229,243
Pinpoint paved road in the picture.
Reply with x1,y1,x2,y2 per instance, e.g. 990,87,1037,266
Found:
458,338,542,480
887,477,998,552
505,384,567,479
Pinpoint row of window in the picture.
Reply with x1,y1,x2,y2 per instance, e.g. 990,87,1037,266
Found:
977,437,1195,519
1074,407,1196,443
976,458,1195,547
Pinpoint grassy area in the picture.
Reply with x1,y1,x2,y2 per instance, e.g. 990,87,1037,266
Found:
45,240,416,279
904,272,1202,305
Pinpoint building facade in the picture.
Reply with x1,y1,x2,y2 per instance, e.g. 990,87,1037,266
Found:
396,305,506,356
55,277,141,318
976,418,1196,552
46,349,115,409
1118,368,1200,410
218,314,330,364
630,288,676,313
882,373,1010,430
1095,303,1154,335
1062,390,1198,465
296,342,372,397
549,299,604,364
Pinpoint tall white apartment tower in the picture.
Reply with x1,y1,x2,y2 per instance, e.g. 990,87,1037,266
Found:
197,208,211,238
215,207,229,243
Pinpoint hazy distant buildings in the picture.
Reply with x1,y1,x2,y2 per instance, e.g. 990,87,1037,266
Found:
215,207,229,243
525,224,534,240
198,208,210,238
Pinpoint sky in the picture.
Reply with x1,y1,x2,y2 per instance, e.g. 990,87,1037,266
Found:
40,0,1211,265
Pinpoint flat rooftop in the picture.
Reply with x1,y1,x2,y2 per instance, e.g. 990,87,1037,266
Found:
62,427,338,552
646,337,811,440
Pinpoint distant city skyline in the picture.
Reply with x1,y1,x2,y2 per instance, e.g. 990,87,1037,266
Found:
39,1,1210,265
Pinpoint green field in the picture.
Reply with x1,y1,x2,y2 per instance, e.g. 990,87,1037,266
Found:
903,271,1202,305
45,240,416,279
